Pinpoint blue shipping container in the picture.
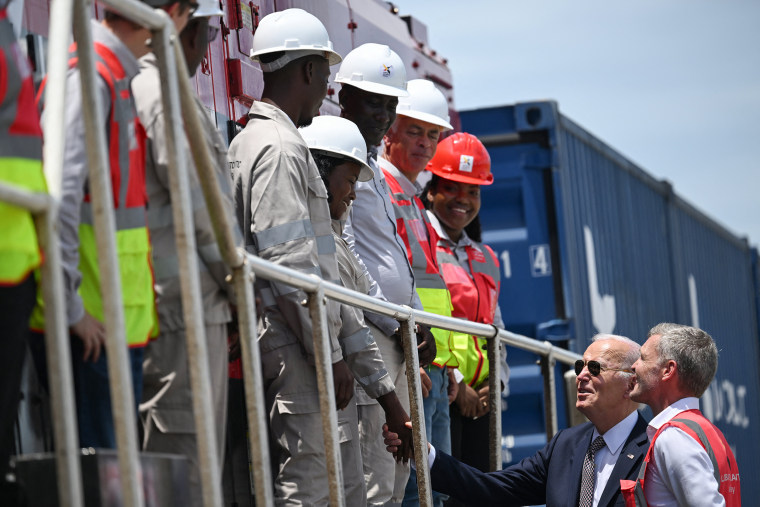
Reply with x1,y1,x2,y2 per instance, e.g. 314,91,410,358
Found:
460,101,760,502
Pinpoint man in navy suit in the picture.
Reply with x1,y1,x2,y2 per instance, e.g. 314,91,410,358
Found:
385,334,649,507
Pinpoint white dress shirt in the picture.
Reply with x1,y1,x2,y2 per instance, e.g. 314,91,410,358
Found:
644,397,725,507
589,410,639,507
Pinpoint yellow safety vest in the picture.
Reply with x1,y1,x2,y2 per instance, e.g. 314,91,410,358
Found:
0,13,46,285
383,168,458,367
30,41,157,347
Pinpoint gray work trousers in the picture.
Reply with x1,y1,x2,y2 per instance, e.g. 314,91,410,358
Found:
141,323,229,507
263,342,365,506
356,322,411,505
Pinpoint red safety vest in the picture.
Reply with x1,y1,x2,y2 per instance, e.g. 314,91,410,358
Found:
383,168,455,367
0,9,47,285
621,409,741,507
31,41,157,346
435,238,500,386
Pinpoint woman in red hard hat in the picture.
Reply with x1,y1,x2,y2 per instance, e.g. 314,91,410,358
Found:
421,132,508,483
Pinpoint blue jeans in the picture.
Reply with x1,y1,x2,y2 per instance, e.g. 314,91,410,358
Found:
403,365,450,507
71,340,144,449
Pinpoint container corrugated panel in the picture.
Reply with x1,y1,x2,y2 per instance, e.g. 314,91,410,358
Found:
666,197,760,472
461,101,760,500
554,114,678,343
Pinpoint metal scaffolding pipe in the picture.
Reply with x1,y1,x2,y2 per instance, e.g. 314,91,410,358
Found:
40,0,73,200
231,260,273,506
399,316,432,506
172,43,242,270
35,203,84,507
71,1,142,504
97,0,164,31
150,16,222,507
307,284,345,506
0,183,51,214
487,326,502,472
540,346,559,439
243,251,584,476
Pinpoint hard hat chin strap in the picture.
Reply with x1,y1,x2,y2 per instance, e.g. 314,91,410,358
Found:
258,49,327,72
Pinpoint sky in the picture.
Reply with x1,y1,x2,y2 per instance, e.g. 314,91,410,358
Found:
398,0,760,248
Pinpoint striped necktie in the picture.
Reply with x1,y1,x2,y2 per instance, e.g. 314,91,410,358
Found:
578,435,606,507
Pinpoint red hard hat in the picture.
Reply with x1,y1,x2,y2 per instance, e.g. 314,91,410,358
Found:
426,132,493,185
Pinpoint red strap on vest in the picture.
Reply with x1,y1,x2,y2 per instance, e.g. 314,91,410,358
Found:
383,168,441,275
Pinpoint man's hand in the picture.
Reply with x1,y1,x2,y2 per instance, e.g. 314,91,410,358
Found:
383,421,431,456
419,367,432,398
332,359,354,410
70,311,106,363
476,385,491,417
455,381,484,418
377,392,412,462
415,324,436,367
446,369,459,404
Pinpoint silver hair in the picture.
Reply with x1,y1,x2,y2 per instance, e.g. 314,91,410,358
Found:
648,323,718,397
591,333,640,375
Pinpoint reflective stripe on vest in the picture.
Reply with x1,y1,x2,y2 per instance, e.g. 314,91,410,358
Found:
0,16,46,285
383,168,454,366
436,240,501,386
621,409,741,507
30,42,156,346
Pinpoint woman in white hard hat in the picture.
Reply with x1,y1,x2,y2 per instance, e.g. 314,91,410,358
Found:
421,133,509,488
299,115,413,505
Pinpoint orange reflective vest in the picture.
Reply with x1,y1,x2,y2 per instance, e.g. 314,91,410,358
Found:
383,168,455,367
435,238,500,386
620,409,741,507
31,41,157,347
0,9,46,286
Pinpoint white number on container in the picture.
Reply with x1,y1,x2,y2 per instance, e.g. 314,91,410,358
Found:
500,250,512,279
529,244,551,277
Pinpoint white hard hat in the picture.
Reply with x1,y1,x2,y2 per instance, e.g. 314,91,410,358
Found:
299,116,374,182
192,0,223,17
396,79,453,131
250,9,342,72
335,43,408,97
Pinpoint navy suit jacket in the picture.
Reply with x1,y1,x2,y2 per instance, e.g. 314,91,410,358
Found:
430,413,649,507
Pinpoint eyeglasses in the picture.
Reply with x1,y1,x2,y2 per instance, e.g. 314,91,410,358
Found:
207,25,220,42
574,359,633,377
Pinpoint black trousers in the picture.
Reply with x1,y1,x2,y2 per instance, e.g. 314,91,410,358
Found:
445,401,492,507
0,275,36,475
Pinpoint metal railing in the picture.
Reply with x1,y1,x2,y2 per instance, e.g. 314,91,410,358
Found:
13,1,584,506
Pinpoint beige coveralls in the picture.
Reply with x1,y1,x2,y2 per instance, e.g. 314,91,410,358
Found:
229,102,345,506
132,52,238,505
332,219,396,504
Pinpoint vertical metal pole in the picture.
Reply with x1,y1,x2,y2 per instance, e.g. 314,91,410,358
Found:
400,317,432,507
34,206,84,507
41,0,73,200
170,41,239,263
307,285,345,507
150,16,222,507
39,0,84,503
539,345,558,440
487,334,502,472
232,259,274,506
71,3,143,505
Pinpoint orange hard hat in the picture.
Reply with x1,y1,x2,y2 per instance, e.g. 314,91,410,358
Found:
426,132,493,185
